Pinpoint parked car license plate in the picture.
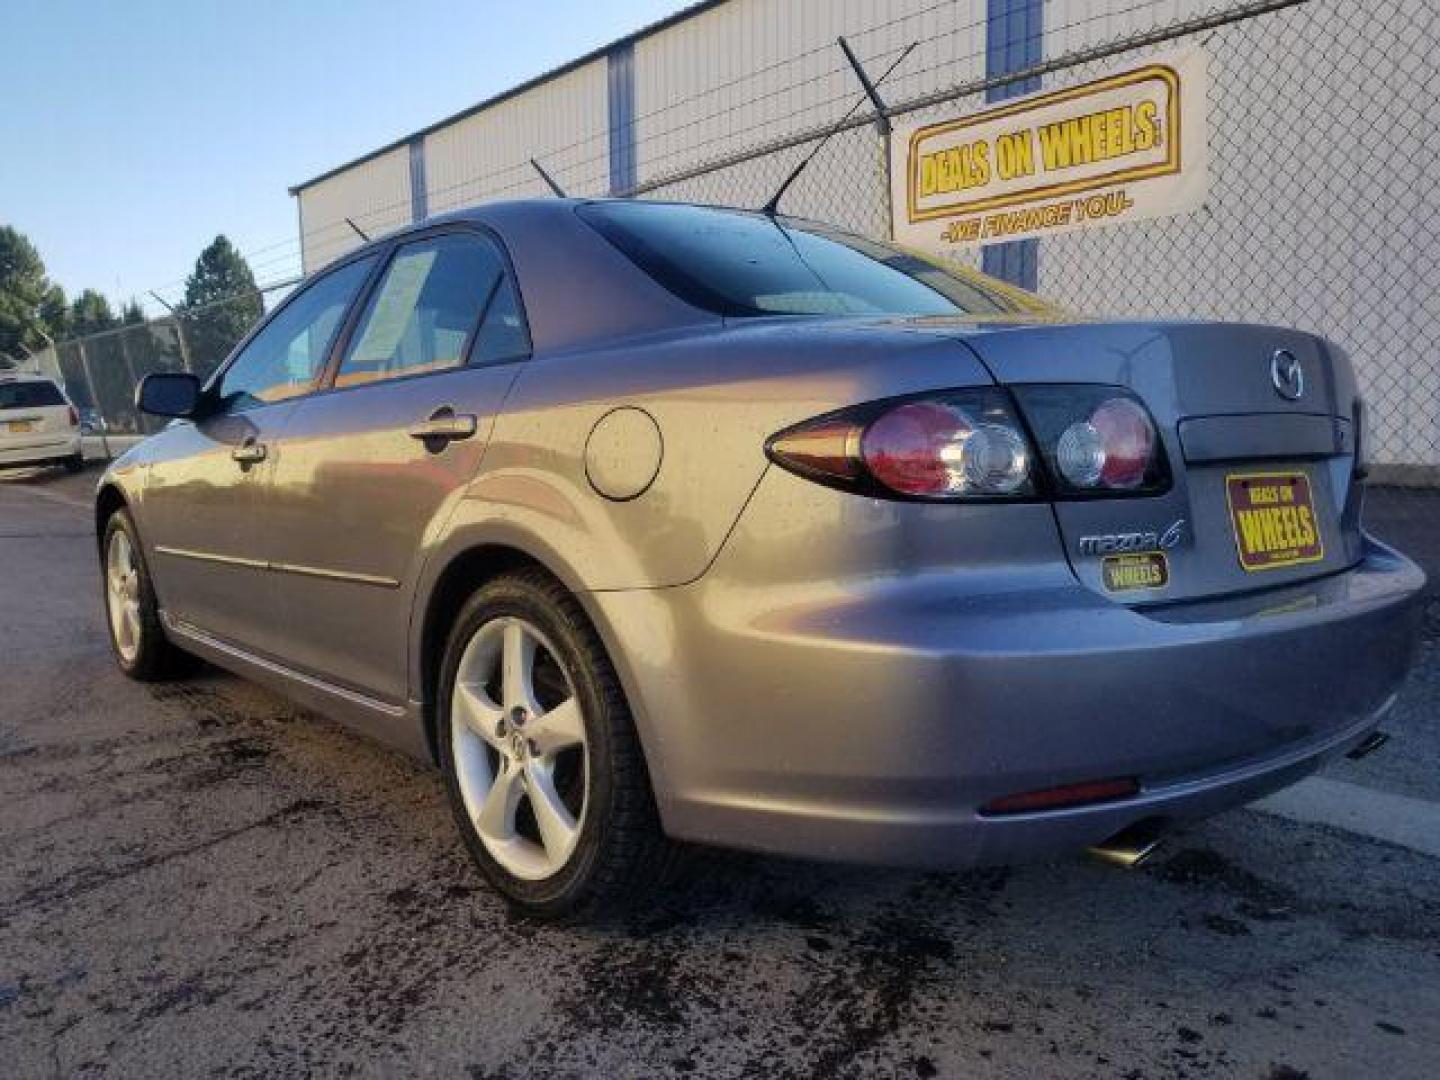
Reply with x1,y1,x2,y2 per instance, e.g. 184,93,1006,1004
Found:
1225,471,1324,571
6,420,36,433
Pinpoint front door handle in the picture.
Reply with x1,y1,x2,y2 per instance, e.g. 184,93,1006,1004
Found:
408,407,478,449
231,438,267,467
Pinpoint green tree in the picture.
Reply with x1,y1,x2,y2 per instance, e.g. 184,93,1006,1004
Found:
121,298,145,325
181,235,262,376
0,225,58,357
39,283,69,340
69,288,117,337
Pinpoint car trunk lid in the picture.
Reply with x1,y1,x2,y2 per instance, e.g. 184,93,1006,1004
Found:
961,320,1363,604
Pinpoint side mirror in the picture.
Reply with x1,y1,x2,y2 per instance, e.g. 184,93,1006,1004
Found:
137,372,202,419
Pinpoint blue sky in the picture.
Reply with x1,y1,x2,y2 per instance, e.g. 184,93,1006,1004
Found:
2,0,683,315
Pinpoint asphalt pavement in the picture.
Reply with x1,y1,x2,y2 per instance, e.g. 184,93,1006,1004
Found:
2,465,1438,1079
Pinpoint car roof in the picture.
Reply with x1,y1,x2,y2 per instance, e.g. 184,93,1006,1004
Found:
397,196,806,238
318,197,725,353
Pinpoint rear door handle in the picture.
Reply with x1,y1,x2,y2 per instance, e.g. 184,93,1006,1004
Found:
408,408,478,448
231,439,267,466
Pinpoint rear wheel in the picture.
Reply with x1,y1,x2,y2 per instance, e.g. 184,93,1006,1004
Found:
63,453,85,474
437,569,668,918
102,510,189,681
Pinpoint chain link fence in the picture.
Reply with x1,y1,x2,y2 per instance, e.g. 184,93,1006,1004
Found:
25,283,294,446
35,0,1435,567
634,0,1436,570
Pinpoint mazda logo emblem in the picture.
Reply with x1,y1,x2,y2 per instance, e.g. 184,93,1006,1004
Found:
1270,349,1304,401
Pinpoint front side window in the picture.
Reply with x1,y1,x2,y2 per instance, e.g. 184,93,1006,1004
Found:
0,380,66,410
335,232,528,390
211,255,376,412
577,201,1062,320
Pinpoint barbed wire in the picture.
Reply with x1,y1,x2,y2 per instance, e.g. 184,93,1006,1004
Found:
140,0,1290,311
99,0,1319,358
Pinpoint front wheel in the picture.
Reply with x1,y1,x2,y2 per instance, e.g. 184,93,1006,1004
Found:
102,510,189,681
437,569,669,918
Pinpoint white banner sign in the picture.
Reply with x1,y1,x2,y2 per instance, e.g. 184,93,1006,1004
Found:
890,48,1208,250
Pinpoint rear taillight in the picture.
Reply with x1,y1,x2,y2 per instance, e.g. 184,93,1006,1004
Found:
767,389,1037,501
768,385,1170,502
67,406,80,427
1012,386,1170,497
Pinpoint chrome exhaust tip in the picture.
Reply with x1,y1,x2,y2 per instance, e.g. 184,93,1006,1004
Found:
1086,820,1166,869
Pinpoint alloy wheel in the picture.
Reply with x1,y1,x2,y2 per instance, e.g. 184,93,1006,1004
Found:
105,529,143,664
450,616,589,880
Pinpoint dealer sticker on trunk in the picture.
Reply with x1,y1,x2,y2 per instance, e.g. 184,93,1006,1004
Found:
1225,471,1324,571
1102,551,1169,592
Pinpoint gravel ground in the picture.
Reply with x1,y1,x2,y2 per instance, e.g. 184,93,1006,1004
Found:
2,466,1437,1079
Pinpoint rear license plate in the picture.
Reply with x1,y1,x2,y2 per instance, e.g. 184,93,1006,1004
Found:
1225,471,1324,571
6,420,36,433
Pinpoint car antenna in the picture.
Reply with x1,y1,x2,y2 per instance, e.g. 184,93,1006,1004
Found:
530,158,568,198
760,40,915,217
345,217,370,242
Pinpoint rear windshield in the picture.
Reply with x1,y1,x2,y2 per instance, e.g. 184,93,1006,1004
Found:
0,380,65,410
577,201,1060,320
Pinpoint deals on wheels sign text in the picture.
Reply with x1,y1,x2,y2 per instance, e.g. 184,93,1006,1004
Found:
890,49,1208,251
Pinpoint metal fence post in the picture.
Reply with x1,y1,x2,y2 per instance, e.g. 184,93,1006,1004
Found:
837,36,897,239
172,317,194,374
74,339,113,462
149,292,193,373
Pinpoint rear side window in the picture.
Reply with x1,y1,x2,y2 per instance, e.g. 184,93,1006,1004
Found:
212,255,376,412
577,201,1059,319
335,232,528,389
0,380,66,409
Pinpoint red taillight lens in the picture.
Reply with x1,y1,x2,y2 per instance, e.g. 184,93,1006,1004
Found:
767,389,1035,500
863,401,1030,497
1013,386,1169,497
1090,397,1154,488
862,401,965,495
67,406,80,427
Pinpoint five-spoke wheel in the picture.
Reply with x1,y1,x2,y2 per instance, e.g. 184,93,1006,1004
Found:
105,527,143,665
451,617,589,880
438,568,667,917
100,508,189,681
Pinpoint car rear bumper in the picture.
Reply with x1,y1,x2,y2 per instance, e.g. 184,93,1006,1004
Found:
0,435,81,468
596,535,1425,867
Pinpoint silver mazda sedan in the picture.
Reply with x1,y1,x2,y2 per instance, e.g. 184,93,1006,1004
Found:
98,199,1424,917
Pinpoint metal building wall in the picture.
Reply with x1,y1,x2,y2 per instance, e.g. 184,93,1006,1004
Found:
626,0,987,236
423,58,611,218
296,146,412,273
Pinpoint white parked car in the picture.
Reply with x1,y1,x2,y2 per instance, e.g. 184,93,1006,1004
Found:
0,374,84,472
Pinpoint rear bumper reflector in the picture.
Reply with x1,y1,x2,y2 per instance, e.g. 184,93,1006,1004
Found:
980,777,1140,816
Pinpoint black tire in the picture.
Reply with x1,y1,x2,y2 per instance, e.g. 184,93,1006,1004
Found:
63,453,85,474
101,509,191,682
437,567,670,919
